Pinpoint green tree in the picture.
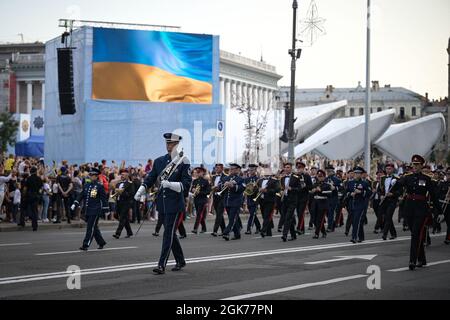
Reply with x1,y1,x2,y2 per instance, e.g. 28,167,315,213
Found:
0,112,19,161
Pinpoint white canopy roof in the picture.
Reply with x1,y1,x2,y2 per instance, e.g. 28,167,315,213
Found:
293,109,395,159
259,100,347,163
374,113,446,162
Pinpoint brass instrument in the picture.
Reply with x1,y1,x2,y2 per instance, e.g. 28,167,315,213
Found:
217,177,235,196
253,191,263,202
244,181,257,196
441,186,450,213
192,184,201,197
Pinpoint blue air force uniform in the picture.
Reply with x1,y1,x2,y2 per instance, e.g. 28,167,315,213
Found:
137,133,192,273
346,167,372,242
221,164,245,240
325,167,342,232
244,172,261,233
73,168,108,250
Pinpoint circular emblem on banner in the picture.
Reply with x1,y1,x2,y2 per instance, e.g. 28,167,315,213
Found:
218,122,223,131
22,120,29,133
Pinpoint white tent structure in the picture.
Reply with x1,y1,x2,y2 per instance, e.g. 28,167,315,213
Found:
259,100,347,163
293,109,395,159
374,113,446,162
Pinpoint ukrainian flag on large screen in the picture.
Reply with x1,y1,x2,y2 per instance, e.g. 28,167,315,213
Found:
92,28,213,104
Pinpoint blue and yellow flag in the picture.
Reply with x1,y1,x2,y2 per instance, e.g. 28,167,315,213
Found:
92,28,213,104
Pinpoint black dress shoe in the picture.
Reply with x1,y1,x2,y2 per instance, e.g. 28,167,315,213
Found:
382,236,387,240
373,230,379,234
192,230,198,234
260,232,265,238
389,236,397,240
350,239,357,243
79,246,88,251
171,262,186,272
281,236,287,242
98,244,106,250
223,234,230,241
409,263,416,271
357,239,363,243
417,261,427,268
153,266,165,274
112,234,120,239
231,236,241,240
277,228,282,233
152,232,159,237
211,232,218,237
125,234,133,238
344,232,349,236
312,235,319,239
245,231,251,235
444,239,450,245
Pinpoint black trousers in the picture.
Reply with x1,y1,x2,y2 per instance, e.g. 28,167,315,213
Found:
57,194,72,223
381,200,397,238
246,205,261,232
223,206,241,238
313,200,328,236
193,200,208,231
296,199,308,232
405,201,429,264
334,202,345,228
212,196,225,233
278,199,287,230
282,201,297,238
308,197,316,228
158,212,185,268
345,203,353,234
373,199,384,231
20,197,39,231
83,215,106,248
115,202,133,236
260,201,275,236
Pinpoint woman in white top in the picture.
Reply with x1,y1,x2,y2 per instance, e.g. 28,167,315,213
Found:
41,177,52,222
0,166,15,219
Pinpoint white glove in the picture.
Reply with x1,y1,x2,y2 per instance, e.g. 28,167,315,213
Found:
161,180,182,193
134,185,146,201
70,204,76,211
437,214,445,223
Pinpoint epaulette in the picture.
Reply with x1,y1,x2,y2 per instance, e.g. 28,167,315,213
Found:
292,174,300,179
403,172,413,176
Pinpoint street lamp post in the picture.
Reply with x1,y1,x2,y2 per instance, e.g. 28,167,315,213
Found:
288,0,301,163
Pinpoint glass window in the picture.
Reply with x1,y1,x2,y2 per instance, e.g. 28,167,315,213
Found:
359,108,364,115
412,107,416,116
350,108,355,116
400,107,405,119
377,107,382,112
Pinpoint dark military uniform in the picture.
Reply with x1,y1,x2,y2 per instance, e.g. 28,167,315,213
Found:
280,173,303,241
378,170,400,239
325,168,342,232
258,176,280,237
436,176,450,244
191,174,211,233
295,171,313,234
73,169,108,250
244,175,261,234
138,133,192,274
211,170,227,235
346,167,372,242
390,155,442,269
113,176,136,238
310,172,332,238
221,170,245,240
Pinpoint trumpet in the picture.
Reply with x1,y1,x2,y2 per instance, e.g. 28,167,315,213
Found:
244,182,257,196
253,191,263,202
217,177,235,196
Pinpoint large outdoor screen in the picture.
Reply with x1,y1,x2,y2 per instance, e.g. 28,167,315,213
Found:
92,28,213,104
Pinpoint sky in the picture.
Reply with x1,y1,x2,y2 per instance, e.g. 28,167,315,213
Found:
0,0,449,99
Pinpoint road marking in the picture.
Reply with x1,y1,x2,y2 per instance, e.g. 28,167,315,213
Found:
222,274,369,300
0,236,414,285
35,246,138,256
305,254,377,265
0,243,31,247
387,259,450,272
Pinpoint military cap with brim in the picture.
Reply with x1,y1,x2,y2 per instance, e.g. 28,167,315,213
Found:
385,163,395,168
229,163,241,169
163,133,182,143
353,166,365,173
317,169,326,176
248,164,258,169
295,161,306,168
194,167,206,173
325,165,335,171
411,154,425,165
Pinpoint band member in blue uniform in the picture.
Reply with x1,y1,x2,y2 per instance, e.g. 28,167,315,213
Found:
72,168,108,251
325,165,342,232
310,170,332,239
295,161,313,235
346,166,372,243
134,133,192,274
390,155,443,270
211,164,227,236
221,163,245,241
244,164,261,235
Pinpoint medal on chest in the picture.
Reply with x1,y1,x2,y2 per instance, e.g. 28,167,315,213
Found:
90,187,98,198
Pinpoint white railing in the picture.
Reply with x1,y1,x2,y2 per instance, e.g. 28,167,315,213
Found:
220,50,277,73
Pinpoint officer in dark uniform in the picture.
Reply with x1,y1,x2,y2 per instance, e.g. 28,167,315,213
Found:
310,169,332,239
191,167,211,234
390,155,443,270
20,166,42,231
211,164,227,236
378,163,399,240
295,161,313,234
308,166,318,230
72,168,108,251
134,133,192,274
113,169,135,239
325,165,342,232
334,169,346,229
280,163,302,242
344,169,354,236
346,166,372,243
257,168,280,237
244,164,261,235
221,163,245,241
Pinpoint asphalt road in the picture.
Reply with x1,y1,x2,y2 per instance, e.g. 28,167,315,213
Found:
0,212,449,300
